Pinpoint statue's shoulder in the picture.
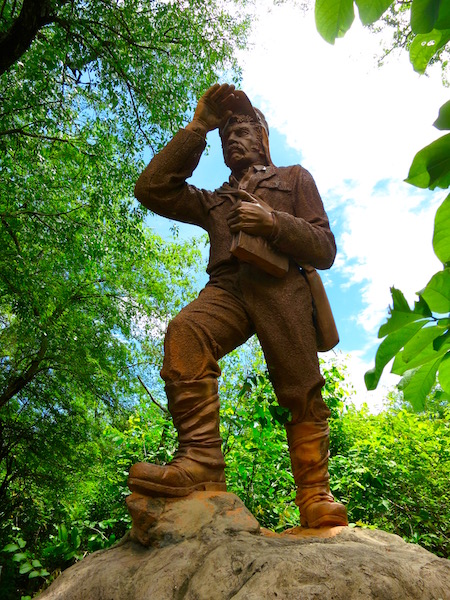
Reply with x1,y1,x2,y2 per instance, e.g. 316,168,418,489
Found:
274,164,308,181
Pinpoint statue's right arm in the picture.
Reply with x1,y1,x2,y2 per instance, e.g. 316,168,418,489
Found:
134,128,209,227
134,84,235,226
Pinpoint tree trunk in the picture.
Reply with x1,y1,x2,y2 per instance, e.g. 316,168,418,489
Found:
0,0,56,76
0,336,48,408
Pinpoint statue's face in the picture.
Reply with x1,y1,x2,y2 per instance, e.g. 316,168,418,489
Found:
222,121,265,173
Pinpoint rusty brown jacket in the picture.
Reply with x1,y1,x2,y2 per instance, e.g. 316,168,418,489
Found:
135,128,336,275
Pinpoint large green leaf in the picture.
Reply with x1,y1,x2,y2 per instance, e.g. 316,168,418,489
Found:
438,351,450,392
435,0,450,29
413,295,433,317
354,0,392,25
405,133,450,189
365,320,426,390
433,100,450,130
398,357,442,411
378,287,426,337
315,0,355,44
392,333,450,374
411,0,441,34
409,28,450,74
421,268,450,313
402,323,446,361
433,194,450,263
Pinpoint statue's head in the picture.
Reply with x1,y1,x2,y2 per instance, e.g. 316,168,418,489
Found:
219,91,272,174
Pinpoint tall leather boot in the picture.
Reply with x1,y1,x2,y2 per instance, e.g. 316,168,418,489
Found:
128,378,226,497
285,421,348,528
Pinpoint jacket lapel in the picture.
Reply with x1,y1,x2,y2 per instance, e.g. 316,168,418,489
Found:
243,166,278,195
216,166,281,197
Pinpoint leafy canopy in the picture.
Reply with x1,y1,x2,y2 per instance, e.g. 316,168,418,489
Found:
315,0,449,74
0,2,248,585
314,0,450,411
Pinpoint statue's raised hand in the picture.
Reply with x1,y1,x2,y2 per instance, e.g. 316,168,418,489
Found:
188,83,235,135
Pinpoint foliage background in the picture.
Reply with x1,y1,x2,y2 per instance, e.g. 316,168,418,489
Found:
1,1,449,598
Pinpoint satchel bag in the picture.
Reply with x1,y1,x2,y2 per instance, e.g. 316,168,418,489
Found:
302,265,339,352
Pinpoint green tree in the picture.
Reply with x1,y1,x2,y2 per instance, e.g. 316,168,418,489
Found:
0,0,246,490
330,401,449,557
314,0,450,410
0,1,248,595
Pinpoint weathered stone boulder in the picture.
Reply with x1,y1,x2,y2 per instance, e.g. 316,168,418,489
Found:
39,492,449,600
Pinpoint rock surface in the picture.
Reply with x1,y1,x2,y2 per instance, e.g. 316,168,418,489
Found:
39,492,449,600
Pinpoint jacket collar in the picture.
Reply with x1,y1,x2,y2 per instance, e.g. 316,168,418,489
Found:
217,164,279,195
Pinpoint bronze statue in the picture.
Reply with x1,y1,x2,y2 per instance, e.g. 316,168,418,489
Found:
129,83,348,528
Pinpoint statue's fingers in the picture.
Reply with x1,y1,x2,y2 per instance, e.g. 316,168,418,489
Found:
229,222,244,233
203,83,220,99
214,83,235,98
212,83,235,107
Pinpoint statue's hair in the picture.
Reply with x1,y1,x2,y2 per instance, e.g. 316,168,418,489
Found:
226,114,255,125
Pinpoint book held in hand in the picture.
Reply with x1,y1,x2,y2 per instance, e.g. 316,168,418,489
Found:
230,231,289,278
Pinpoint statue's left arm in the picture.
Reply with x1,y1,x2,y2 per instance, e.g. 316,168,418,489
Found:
228,167,336,270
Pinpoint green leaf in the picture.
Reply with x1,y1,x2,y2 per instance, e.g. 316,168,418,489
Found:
354,0,392,25
19,562,33,575
31,559,43,568
435,1,450,29
2,543,20,553
392,333,450,374
28,570,41,579
438,350,450,392
379,311,427,338
378,288,426,338
409,29,450,74
433,194,450,263
421,269,450,313
12,552,28,562
315,0,355,44
365,320,426,389
433,331,450,350
405,133,450,189
433,101,450,130
402,323,447,361
392,287,413,313
398,357,441,412
411,0,441,34
58,524,68,543
413,295,432,316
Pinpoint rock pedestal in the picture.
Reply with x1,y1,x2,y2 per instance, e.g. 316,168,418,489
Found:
39,492,450,600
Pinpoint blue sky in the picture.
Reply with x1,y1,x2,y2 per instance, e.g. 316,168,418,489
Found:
147,3,448,409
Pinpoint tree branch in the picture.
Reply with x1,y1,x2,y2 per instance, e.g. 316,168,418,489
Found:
0,335,49,409
137,375,168,413
0,0,56,76
0,203,89,219
1,216,21,255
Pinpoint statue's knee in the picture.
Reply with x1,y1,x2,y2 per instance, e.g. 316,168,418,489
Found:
165,312,198,346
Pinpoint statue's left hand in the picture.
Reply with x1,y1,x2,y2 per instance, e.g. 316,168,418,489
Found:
227,193,274,237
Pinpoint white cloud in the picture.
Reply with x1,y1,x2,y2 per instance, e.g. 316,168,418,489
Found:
336,350,399,412
240,4,447,191
239,2,446,338
336,181,443,334
233,3,448,404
